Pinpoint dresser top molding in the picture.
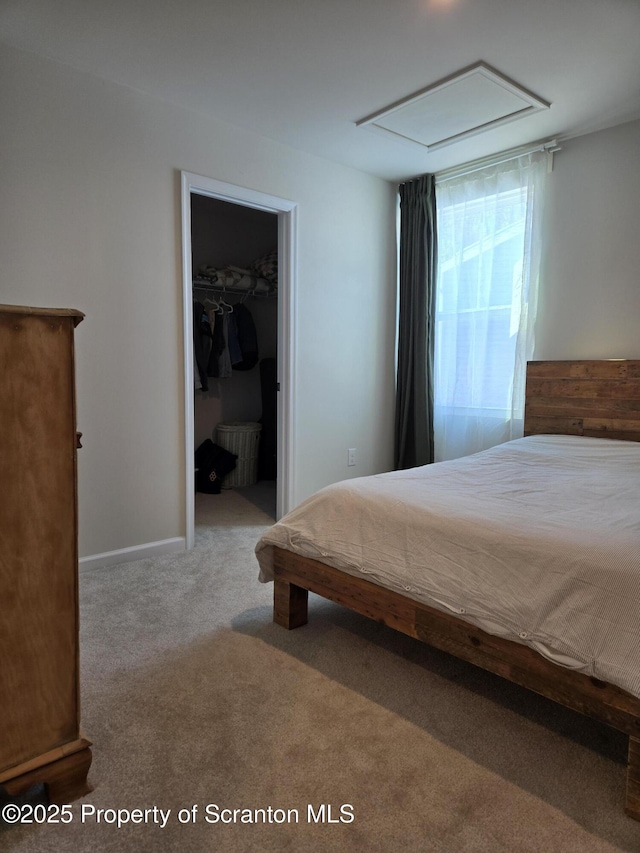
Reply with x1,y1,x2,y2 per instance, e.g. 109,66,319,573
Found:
0,304,84,326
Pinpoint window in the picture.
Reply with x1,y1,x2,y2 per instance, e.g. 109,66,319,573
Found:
434,153,547,461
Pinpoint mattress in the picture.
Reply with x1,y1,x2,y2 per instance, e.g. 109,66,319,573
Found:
256,435,640,698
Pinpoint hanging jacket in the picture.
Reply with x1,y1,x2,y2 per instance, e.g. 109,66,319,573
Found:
193,300,212,391
208,308,222,377
232,303,259,371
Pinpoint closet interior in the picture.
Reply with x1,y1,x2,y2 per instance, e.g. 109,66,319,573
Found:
191,194,278,521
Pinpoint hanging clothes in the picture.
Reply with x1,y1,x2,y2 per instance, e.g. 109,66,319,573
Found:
208,308,232,379
227,310,244,367
208,307,223,378
197,293,261,377
193,300,212,391
219,313,233,378
232,303,259,371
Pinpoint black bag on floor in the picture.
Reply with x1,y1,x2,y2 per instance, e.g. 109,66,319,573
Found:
195,439,237,494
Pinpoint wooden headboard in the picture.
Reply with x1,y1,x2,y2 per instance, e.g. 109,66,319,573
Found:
524,360,640,442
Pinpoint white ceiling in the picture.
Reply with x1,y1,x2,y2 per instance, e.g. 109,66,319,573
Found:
1,0,639,181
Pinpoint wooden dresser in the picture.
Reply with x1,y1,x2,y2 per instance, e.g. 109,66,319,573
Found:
0,305,92,803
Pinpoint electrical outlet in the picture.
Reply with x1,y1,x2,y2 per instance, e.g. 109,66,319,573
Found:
348,448,356,467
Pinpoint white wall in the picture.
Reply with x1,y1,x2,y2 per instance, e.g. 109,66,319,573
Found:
0,44,397,559
536,119,640,358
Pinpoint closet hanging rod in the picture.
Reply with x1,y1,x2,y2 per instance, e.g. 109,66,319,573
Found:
192,279,276,298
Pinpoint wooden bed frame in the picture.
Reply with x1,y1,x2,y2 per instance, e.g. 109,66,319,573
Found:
272,360,640,820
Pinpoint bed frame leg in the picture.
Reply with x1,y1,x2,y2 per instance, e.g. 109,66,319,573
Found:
626,736,640,820
274,578,308,630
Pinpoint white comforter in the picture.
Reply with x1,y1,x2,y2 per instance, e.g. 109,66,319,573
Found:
256,435,640,697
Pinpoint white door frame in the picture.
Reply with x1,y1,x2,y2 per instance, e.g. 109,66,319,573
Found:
181,172,297,549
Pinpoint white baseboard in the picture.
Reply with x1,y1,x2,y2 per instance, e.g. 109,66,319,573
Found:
79,537,186,572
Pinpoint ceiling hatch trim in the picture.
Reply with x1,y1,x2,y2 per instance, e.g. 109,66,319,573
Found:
356,62,551,152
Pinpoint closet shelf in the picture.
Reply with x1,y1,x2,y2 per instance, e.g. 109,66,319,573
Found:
193,270,276,299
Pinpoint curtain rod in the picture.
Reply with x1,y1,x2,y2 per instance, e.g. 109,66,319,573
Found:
434,138,561,184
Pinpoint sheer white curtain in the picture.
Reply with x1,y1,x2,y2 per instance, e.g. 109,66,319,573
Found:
433,152,547,461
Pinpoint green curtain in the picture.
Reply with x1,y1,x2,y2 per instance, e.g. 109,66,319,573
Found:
394,174,437,469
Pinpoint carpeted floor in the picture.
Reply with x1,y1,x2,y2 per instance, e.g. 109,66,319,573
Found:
3,485,640,852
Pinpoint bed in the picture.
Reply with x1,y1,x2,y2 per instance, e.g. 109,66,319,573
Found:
255,360,640,820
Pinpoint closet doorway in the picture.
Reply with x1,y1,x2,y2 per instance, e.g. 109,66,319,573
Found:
181,172,297,549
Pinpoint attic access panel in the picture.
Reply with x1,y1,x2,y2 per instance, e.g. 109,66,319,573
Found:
357,62,550,151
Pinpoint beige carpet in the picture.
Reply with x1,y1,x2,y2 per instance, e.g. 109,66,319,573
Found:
3,485,640,852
